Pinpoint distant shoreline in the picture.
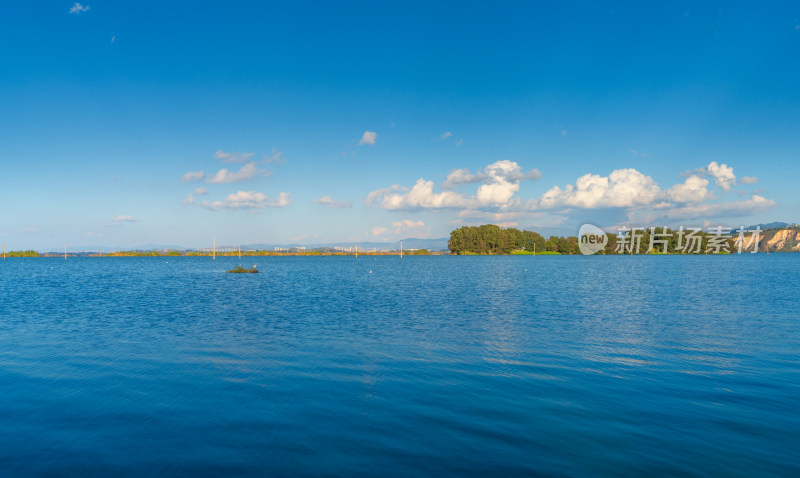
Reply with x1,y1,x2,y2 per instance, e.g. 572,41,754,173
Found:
1,250,792,259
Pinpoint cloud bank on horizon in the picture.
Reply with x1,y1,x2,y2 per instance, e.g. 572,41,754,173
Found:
364,159,773,230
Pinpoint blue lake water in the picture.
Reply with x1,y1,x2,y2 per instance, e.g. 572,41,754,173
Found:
0,255,798,476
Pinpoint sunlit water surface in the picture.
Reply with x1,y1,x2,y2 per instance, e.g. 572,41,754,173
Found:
0,255,798,476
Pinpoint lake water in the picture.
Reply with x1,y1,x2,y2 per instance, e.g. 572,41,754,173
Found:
0,255,798,476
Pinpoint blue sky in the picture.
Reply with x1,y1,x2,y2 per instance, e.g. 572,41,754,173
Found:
1,1,799,250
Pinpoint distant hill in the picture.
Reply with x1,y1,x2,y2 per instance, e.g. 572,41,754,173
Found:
732,222,797,234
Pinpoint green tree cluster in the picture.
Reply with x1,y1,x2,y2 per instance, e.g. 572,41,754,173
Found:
3,250,41,257
449,225,741,255
449,225,565,254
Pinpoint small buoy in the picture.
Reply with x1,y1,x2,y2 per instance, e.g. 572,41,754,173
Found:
369,270,372,274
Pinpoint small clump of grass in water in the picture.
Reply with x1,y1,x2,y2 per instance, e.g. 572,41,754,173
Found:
227,266,259,273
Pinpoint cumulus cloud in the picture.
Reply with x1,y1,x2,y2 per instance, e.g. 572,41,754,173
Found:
443,160,541,189
539,168,661,209
368,160,773,227
667,175,711,203
313,196,352,208
193,187,209,195
739,176,758,185
359,131,377,145
215,149,254,164
368,160,541,211
198,191,292,211
441,131,453,140
366,180,473,210
371,227,388,236
182,194,195,207
705,161,736,192
69,3,89,14
111,215,135,222
538,163,776,225
207,162,264,184
182,170,204,182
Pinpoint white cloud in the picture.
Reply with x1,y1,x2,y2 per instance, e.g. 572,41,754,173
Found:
366,180,473,210
193,187,209,195
443,169,482,188
476,160,541,205
368,160,541,211
313,196,352,208
441,131,453,140
358,131,377,145
370,220,430,239
740,176,758,185
540,164,776,225
207,162,264,184
706,161,736,192
69,3,89,14
391,219,429,238
110,215,136,225
667,175,711,203
539,168,661,209
455,139,463,147
215,149,254,164
198,191,292,211
182,194,195,207
368,160,773,227
182,170,204,182
660,194,776,220
629,150,652,158
264,149,285,164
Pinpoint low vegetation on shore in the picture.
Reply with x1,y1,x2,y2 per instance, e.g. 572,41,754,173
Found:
2,250,41,257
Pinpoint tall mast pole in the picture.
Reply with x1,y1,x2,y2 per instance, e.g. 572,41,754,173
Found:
400,240,403,258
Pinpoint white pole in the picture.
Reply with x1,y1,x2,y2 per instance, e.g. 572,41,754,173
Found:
400,240,403,258
64,243,67,260
213,237,216,261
